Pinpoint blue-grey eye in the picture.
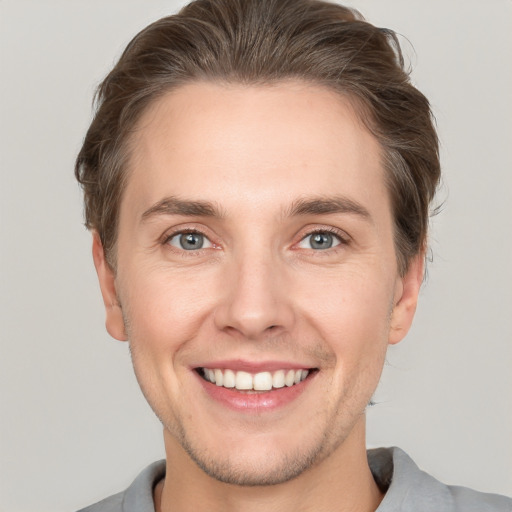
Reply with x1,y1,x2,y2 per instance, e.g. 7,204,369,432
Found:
298,232,341,250
168,232,212,250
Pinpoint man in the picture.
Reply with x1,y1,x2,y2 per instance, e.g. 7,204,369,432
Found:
75,0,511,510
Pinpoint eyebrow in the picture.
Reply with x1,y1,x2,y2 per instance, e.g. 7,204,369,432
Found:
140,195,371,223
287,196,371,220
141,196,224,222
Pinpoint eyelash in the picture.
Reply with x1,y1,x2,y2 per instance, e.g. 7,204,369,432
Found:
161,226,349,253
162,228,212,246
297,227,349,251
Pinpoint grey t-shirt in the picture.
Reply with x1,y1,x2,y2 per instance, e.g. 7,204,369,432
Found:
77,447,512,511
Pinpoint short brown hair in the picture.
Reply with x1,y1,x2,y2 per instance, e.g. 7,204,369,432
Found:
75,0,440,274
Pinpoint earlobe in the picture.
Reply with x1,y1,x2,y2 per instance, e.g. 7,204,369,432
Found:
389,252,425,345
92,232,128,341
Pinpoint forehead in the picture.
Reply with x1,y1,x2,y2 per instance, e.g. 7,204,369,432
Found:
122,80,387,219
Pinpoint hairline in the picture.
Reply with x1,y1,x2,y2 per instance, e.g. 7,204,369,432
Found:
105,77,419,274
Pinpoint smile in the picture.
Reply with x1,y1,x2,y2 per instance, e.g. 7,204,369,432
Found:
200,368,310,391
195,362,318,412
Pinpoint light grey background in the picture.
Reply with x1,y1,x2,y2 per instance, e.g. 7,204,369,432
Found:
1,1,511,510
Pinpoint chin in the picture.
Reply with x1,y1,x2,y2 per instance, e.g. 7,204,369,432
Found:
167,415,349,487
181,438,325,486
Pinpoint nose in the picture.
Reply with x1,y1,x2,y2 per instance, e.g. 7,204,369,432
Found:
214,249,295,340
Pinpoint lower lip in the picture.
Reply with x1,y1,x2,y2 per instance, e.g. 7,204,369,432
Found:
196,372,314,412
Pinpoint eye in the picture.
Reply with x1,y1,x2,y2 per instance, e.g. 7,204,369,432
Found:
167,232,213,251
298,231,342,250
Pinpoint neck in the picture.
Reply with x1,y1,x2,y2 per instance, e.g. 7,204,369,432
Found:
155,418,383,512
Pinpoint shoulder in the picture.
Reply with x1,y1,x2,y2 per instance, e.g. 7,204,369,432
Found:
369,447,512,512
76,460,166,512
447,485,512,512
77,492,124,512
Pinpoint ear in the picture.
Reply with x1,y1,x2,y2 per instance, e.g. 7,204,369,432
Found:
92,232,128,341
389,252,424,345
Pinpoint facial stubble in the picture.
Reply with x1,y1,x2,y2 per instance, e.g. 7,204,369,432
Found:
121,290,392,487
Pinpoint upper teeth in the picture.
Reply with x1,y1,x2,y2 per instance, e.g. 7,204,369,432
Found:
202,368,309,391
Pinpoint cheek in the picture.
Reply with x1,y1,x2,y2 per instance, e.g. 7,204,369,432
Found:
119,264,217,352
297,267,394,359
119,266,218,421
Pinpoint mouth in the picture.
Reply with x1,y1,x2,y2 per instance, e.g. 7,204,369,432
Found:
197,367,312,392
194,365,318,411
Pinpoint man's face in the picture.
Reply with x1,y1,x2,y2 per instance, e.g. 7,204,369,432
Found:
94,81,422,485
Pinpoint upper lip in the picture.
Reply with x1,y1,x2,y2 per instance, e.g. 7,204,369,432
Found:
193,359,316,372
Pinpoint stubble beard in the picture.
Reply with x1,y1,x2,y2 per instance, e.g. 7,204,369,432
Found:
123,309,379,487
134,363,370,487
127,348,372,486
156,389,368,487
170,420,333,486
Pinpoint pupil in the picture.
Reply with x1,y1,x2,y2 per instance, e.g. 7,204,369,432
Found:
311,233,332,249
180,233,203,250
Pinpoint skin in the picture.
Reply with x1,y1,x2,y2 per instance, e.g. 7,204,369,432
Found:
93,81,424,512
